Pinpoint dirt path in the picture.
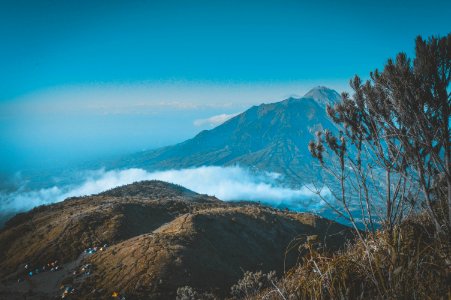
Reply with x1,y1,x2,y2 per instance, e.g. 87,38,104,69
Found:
0,253,87,299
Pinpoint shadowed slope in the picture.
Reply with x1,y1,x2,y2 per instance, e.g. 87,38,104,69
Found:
79,206,351,299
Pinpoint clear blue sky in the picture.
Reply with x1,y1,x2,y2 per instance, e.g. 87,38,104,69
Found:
0,0,450,173
1,0,450,100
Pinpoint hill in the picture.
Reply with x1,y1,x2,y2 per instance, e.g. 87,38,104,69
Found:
0,180,352,299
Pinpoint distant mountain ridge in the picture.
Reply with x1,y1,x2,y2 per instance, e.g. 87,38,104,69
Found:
118,86,341,186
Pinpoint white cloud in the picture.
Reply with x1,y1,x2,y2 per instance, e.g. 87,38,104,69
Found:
193,113,239,127
0,166,329,216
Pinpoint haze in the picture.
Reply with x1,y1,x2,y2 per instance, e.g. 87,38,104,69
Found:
1,0,449,214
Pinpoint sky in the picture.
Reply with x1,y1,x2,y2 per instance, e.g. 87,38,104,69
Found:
0,0,450,173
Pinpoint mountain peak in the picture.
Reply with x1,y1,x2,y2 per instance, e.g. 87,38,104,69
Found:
303,86,341,107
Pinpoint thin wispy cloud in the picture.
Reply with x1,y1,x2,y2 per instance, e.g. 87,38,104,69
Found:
1,81,349,117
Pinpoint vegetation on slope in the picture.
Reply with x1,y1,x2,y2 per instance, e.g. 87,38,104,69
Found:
245,34,451,300
248,214,450,299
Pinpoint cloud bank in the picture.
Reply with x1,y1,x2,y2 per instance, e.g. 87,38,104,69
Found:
0,166,328,219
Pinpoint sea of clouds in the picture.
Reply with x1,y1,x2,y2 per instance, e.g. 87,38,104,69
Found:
0,166,330,219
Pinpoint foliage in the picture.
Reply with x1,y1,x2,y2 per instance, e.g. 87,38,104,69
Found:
309,34,451,234
277,34,451,300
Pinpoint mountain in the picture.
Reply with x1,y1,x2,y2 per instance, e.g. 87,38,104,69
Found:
303,85,342,107
118,86,341,186
0,180,353,299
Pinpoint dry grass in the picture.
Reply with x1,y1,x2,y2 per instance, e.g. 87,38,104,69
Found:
78,206,352,299
252,214,451,300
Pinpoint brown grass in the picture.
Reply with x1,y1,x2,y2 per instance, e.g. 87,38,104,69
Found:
252,214,451,300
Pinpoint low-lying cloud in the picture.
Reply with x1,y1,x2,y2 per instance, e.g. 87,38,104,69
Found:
0,166,329,221
193,113,239,127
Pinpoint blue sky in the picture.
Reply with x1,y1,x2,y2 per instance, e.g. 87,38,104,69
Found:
1,0,450,100
0,0,450,172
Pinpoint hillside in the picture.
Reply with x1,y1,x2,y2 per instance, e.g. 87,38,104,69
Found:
117,86,341,186
0,180,353,299
249,214,450,300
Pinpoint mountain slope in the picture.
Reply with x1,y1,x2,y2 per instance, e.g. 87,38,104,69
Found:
0,181,220,279
81,207,351,299
0,180,353,299
119,86,341,186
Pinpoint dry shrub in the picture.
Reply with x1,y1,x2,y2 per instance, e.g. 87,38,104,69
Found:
231,270,277,299
253,214,450,300
176,286,198,300
176,286,216,300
